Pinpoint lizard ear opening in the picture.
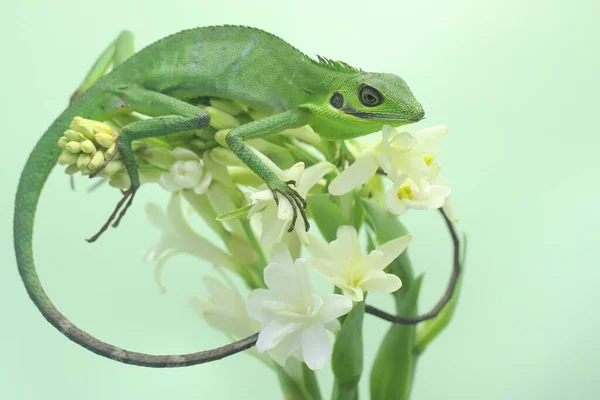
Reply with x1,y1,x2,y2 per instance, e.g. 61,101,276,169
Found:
330,92,344,109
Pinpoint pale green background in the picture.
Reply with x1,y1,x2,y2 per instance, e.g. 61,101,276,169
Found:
1,0,598,399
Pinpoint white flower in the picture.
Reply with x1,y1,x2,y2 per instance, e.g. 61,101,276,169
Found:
145,193,241,292
159,148,212,194
385,179,451,216
307,226,411,302
328,124,448,195
246,244,352,370
248,161,334,246
191,276,261,339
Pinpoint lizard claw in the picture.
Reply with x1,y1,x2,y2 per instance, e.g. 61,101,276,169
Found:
86,184,138,242
269,180,309,233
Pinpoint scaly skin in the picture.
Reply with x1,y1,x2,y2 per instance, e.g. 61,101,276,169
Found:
14,25,424,367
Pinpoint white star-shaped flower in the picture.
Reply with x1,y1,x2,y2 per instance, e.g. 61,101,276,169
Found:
159,148,212,194
248,161,334,246
145,193,240,292
328,124,448,195
307,226,411,302
246,244,352,370
384,179,451,216
191,276,261,340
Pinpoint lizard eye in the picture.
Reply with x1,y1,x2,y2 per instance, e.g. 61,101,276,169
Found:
330,92,344,109
359,86,383,107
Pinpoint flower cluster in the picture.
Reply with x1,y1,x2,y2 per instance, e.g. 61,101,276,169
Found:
330,124,452,216
57,117,119,175
59,99,458,381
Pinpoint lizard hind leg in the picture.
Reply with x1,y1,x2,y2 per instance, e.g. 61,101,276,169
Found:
86,88,211,242
70,30,136,104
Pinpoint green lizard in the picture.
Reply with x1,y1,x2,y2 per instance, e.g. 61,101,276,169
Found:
13,25,424,367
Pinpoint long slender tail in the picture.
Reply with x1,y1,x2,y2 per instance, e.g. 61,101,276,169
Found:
13,93,257,367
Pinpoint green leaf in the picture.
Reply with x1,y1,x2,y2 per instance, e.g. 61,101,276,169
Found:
307,194,347,242
216,204,253,221
414,233,468,354
370,275,424,400
361,198,409,243
331,301,365,400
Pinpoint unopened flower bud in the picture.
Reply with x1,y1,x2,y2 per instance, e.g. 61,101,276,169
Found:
210,147,243,167
64,130,84,142
95,132,115,148
88,151,105,170
81,140,96,153
205,106,240,130
70,116,112,139
139,147,175,169
58,151,79,165
65,141,81,153
58,136,68,149
64,164,80,175
102,160,124,176
209,98,245,116
214,129,231,148
109,171,131,189
77,153,91,170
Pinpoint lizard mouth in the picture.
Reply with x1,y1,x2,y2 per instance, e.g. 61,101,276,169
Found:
341,106,423,122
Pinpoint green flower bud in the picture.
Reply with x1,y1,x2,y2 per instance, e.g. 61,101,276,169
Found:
80,140,96,153
95,132,115,148
105,143,117,159
70,116,112,139
88,151,105,170
101,160,124,176
109,171,131,189
64,130,85,142
58,136,68,149
77,153,91,170
138,147,175,169
209,147,244,167
64,164,80,175
214,129,231,148
65,141,81,153
209,98,245,116
205,106,240,130
58,151,79,165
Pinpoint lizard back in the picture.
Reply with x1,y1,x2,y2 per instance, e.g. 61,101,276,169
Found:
111,26,334,114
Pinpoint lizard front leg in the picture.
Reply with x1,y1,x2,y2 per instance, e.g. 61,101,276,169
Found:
225,108,311,232
87,86,210,242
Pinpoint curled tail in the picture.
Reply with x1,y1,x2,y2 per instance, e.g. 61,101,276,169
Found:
13,93,257,367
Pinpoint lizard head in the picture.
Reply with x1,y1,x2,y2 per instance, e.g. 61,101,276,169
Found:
306,72,425,140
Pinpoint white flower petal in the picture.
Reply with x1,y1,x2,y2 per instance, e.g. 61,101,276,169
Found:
296,162,334,196
159,172,181,192
301,324,332,370
193,172,212,194
277,196,294,220
385,188,408,215
359,269,402,294
305,233,331,259
266,330,302,367
319,294,353,322
328,155,379,196
250,189,275,202
366,235,412,271
145,203,170,232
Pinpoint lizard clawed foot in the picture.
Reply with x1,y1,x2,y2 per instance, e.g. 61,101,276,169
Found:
86,184,138,243
269,180,310,233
